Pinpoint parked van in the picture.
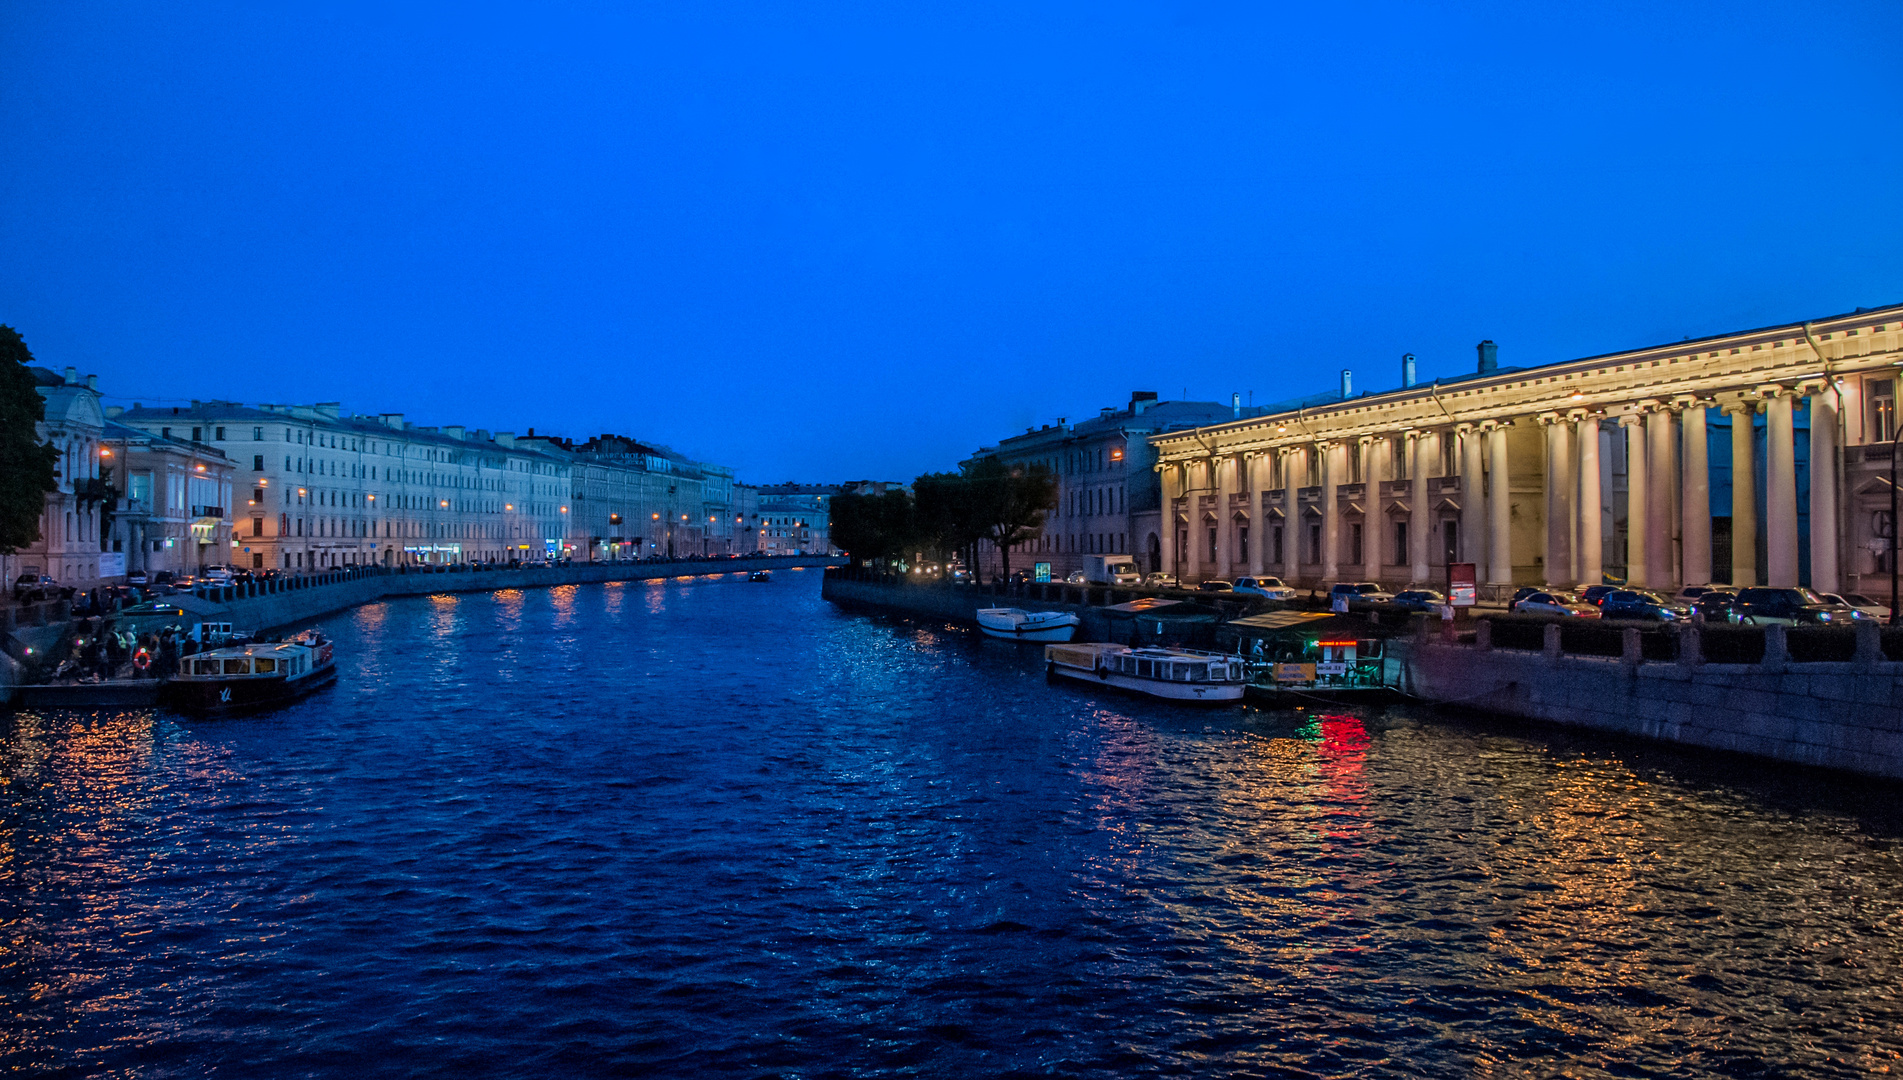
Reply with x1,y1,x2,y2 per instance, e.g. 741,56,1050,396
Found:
1084,555,1142,586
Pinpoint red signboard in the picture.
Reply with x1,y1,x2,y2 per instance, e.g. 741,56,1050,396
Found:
1448,561,1477,608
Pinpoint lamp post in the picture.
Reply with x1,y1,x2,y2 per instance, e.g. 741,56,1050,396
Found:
1891,425,1901,626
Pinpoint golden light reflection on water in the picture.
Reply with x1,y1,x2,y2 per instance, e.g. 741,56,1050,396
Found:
549,585,578,629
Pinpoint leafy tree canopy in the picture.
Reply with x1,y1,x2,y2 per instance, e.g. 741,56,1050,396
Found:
0,326,58,555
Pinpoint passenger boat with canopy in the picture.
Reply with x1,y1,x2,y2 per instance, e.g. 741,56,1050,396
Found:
1043,642,1245,703
164,628,337,713
977,607,1080,642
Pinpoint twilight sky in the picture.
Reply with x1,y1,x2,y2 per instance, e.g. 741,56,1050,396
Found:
2,3,1899,484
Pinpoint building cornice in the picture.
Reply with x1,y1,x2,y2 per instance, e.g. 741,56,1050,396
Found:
1152,304,1903,464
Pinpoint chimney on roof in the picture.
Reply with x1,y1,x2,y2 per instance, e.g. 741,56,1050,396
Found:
1401,353,1416,388
1130,391,1158,415
1477,340,1498,374
63,366,77,384
1340,370,1353,398
527,427,535,437
86,374,98,391
1232,392,1241,419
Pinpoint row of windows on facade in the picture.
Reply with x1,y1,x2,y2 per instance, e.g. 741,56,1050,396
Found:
1176,521,1456,568
159,424,562,474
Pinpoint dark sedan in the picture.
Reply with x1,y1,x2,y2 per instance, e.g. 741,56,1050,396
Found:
1600,589,1692,622
1390,589,1447,612
1729,587,1863,626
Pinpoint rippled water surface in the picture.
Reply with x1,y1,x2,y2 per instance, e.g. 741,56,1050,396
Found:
4,570,1901,1077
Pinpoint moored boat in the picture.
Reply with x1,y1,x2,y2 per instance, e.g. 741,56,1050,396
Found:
977,607,1080,642
749,570,772,582
164,628,337,713
1044,642,1245,703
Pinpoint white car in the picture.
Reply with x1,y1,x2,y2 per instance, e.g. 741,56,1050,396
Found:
1826,592,1891,622
201,567,234,585
1232,576,1296,600
1512,591,1603,618
1143,572,1178,589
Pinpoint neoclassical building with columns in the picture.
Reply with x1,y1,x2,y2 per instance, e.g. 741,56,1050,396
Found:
1149,303,1903,600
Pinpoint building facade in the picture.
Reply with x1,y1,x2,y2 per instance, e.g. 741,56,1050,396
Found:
4,367,112,591
518,433,755,559
1149,303,1903,600
101,418,236,579
968,393,1263,580
114,403,573,569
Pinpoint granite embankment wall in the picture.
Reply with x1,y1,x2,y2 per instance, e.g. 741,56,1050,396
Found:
1400,620,1903,781
222,556,844,633
819,568,1261,641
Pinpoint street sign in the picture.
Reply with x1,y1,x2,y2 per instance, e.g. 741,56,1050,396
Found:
1448,561,1477,608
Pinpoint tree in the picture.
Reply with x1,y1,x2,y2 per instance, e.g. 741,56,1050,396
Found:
0,326,57,555
829,489,916,567
912,471,986,575
960,457,1057,581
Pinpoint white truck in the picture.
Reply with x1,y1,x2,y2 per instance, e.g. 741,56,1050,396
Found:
1084,554,1142,586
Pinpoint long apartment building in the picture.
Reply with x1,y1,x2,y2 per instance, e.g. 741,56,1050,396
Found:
1148,302,1903,600
516,432,757,559
114,402,574,570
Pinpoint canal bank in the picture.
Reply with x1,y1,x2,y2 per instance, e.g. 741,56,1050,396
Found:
2,556,843,705
823,571,1903,782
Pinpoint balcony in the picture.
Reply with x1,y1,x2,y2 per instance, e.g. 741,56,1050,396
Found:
192,505,226,519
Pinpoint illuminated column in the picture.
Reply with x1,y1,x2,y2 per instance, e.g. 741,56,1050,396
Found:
1809,383,1840,594
1725,402,1758,587
1621,413,1648,589
1645,407,1677,591
1680,402,1711,587
1542,413,1572,586
1486,421,1513,587
1280,446,1302,581
1321,442,1341,582
1184,459,1204,583
1159,463,1178,582
1458,423,1485,571
1214,453,1236,578
1766,391,1799,586
1409,431,1431,583
1245,453,1265,575
1365,436,1386,581
1575,413,1602,586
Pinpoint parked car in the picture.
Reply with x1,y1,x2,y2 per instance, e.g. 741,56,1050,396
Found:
152,570,176,585
1510,586,1543,605
1729,587,1863,626
1232,576,1296,600
1064,571,1088,585
1693,589,1739,621
201,568,234,586
1511,590,1602,618
1673,585,1718,605
126,569,149,586
1143,572,1178,589
1600,589,1692,622
1328,582,1395,604
1198,579,1235,593
1824,593,1890,622
1576,584,1620,607
12,574,59,602
1390,588,1448,612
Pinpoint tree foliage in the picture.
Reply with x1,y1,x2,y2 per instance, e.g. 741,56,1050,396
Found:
829,489,917,566
0,326,57,555
957,457,1057,579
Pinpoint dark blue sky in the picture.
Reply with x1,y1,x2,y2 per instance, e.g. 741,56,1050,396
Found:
3,3,1899,483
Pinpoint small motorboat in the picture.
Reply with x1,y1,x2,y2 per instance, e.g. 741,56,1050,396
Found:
164,628,337,713
748,570,772,582
977,607,1080,642
1044,642,1245,703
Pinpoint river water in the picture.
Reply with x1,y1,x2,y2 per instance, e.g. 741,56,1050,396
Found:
2,569,1900,1077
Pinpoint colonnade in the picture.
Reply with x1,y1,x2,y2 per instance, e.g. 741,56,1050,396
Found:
1160,383,1842,595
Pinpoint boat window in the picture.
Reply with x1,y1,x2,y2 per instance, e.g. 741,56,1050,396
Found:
224,658,250,675
193,659,220,676
1137,659,1151,678
254,657,277,673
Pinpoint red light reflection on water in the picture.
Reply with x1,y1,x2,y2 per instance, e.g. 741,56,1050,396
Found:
1312,713,1370,835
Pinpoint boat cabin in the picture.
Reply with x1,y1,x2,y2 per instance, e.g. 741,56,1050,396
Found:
1102,648,1244,684
182,644,315,680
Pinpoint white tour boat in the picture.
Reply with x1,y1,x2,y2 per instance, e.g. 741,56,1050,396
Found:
1044,642,1245,703
164,628,337,713
977,607,1081,642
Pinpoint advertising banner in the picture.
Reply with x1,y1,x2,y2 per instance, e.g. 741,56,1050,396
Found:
98,552,126,578
1448,561,1477,608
